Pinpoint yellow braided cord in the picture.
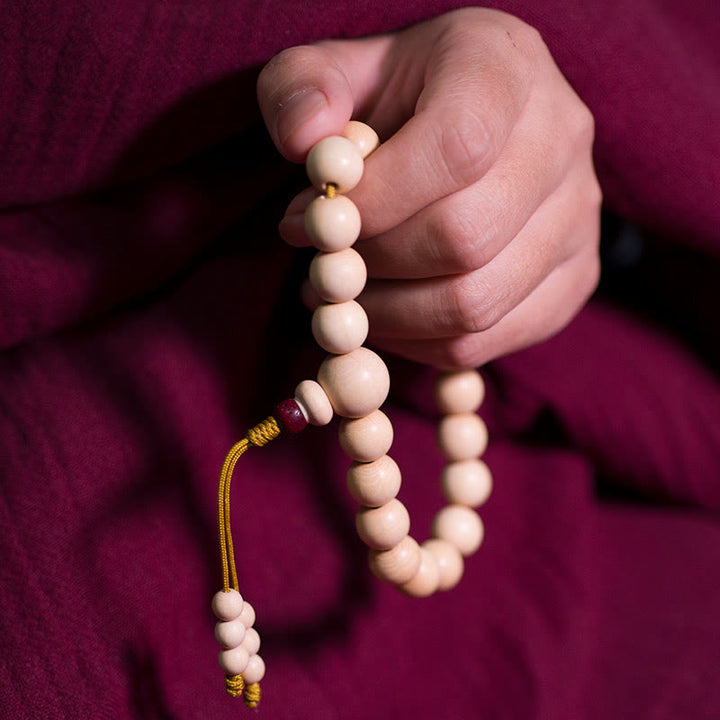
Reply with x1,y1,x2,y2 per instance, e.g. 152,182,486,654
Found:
244,682,262,708
225,674,245,698
325,183,337,199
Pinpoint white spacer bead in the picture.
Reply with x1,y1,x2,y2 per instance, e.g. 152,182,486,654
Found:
436,413,488,461
432,505,484,557
309,248,367,302
423,538,464,591
237,601,255,629
342,121,380,158
219,645,250,676
243,654,266,684
304,195,362,251
338,410,394,462
241,627,261,656
356,499,411,550
214,618,247,649
346,454,401,507
306,136,364,194
369,535,422,585
317,347,390,418
212,589,243,621
400,547,441,598
294,379,333,426
312,300,369,355
434,369,485,414
441,458,492,507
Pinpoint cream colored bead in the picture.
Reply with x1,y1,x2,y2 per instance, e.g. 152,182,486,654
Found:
243,654,266,684
369,535,421,585
432,505,484,557
317,347,390,418
400,547,441,598
434,369,485,414
338,410,393,461
212,589,243,621
436,412,488,461
423,538,464,591
306,135,364,193
441,458,492,507
341,121,380,158
294,379,333,426
309,248,367,302
241,627,261,656
219,645,250,676
304,195,362,251
312,300,369,355
214,618,247,649
356,499,410,550
346,454,401,506
238,601,255,628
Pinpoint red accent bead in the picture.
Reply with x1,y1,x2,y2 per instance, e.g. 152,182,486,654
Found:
275,399,307,434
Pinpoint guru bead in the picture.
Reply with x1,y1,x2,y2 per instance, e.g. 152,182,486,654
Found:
274,398,308,434
304,195,362,251
306,135,364,193
309,247,367,302
212,589,243,621
311,300,369,355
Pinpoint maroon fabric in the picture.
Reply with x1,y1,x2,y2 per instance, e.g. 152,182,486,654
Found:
1,1,719,719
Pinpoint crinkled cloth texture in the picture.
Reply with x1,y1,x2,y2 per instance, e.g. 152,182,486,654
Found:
1,1,719,718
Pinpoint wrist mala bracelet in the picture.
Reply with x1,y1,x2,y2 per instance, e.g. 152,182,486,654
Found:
210,121,492,708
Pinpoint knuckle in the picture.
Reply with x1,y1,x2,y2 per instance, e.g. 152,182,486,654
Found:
436,110,495,187
447,274,501,335
427,208,488,273
439,334,484,370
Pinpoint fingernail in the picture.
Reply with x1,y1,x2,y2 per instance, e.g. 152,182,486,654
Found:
277,89,328,144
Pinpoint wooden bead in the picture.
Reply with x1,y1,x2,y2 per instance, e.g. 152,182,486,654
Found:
436,412,488,461
346,454,401,506
243,654,266,684
214,618,247,649
434,369,485,414
432,505,484,557
304,195,362,251
212,589,243,621
312,300,369,355
317,347,390,418
369,535,421,585
306,135,364,193
423,538,464,591
241,627,261,656
441,459,492,507
342,121,380,159
400,547,441,598
238,601,256,629
274,398,307,434
356,499,410,550
294,380,333,426
219,645,250,676
309,248,367,302
338,410,393,461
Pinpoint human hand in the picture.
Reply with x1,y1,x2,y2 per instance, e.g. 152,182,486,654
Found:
257,7,601,369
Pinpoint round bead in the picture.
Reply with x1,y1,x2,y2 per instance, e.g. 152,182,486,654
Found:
312,300,369,355
338,410,393,461
241,627,261,656
432,505,484,556
400,547,441,598
317,347,390,418
342,121,380,158
434,369,485,414
423,538,464,591
219,645,250,676
436,412,488,461
356,499,411,550
212,589,243,621
294,380,333,426
306,135,364,193
274,398,307,434
214,618,247,649
309,248,367,302
369,535,421,585
346,454,401,506
238,601,256,629
441,459,492,507
304,195,362,251
243,654,266,684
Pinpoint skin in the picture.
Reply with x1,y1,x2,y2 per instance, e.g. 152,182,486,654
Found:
257,7,602,369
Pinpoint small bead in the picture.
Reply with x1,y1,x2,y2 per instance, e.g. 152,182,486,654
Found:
369,535,421,585
214,618,247,649
275,398,308,434
441,459,492,507
306,135,364,193
243,654,266,684
434,369,485,414
317,347,390,418
432,505,484,557
304,195,362,251
346,454,401,506
312,300,369,355
356,499,411,550
342,121,380,158
436,413,488,461
309,248,367,302
400,547,441,598
338,410,394,462
423,538,464,591
212,589,243,621
241,627,261,656
219,645,250,676
238,602,256,629
294,380,333,426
